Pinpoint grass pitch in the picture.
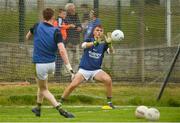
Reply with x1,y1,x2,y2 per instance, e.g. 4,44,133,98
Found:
0,106,180,122
0,83,180,122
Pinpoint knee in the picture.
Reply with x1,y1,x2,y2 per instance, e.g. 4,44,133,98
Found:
104,77,112,85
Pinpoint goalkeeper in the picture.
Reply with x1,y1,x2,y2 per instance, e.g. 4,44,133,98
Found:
60,25,115,109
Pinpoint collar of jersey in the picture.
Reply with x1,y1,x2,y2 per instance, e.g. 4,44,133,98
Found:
43,22,53,27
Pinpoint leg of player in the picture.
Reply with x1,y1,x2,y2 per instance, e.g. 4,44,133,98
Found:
32,87,44,117
32,79,74,118
94,70,115,109
39,79,59,106
60,73,85,103
32,79,59,116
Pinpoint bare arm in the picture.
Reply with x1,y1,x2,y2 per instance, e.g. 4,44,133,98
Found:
58,42,70,64
25,31,33,40
58,42,73,73
107,45,115,54
81,42,94,49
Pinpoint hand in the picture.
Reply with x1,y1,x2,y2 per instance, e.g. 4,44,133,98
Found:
70,70,75,81
70,24,75,28
104,32,112,44
76,27,82,32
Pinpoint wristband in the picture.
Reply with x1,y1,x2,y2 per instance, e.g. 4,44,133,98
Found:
65,63,73,72
93,41,99,46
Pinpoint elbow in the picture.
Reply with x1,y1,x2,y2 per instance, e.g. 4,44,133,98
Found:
81,42,87,49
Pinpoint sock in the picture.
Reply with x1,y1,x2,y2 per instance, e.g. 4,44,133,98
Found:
55,102,63,111
60,97,65,104
107,97,112,104
56,105,61,111
37,103,41,109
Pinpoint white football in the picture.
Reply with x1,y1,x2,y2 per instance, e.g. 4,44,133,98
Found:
145,108,160,121
111,29,124,41
135,105,148,118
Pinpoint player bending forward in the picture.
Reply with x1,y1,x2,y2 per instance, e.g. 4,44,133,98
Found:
26,8,75,118
60,25,115,109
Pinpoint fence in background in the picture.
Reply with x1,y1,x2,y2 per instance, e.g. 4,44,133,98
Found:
0,42,179,83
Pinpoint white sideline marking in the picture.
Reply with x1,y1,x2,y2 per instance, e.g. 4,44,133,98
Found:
0,105,136,108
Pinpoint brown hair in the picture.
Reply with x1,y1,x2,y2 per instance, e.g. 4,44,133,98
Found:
93,25,103,31
43,8,54,21
59,8,65,13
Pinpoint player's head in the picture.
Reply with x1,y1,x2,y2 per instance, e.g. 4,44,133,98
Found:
65,3,76,15
58,8,66,19
43,8,55,21
93,25,104,38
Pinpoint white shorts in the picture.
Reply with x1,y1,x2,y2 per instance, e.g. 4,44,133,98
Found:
78,68,102,81
35,62,55,80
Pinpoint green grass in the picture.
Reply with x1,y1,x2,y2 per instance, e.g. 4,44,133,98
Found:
0,83,180,107
0,83,180,122
0,106,179,122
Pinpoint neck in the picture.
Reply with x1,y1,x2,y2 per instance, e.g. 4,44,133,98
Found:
44,20,53,25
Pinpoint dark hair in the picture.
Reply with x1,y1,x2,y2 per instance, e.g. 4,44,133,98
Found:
59,8,65,13
43,8,54,21
93,25,103,32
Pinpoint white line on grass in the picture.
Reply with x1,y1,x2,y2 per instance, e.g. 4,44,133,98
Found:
0,105,136,108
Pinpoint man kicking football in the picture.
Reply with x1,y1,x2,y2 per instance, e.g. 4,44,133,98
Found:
26,8,74,118
60,25,115,109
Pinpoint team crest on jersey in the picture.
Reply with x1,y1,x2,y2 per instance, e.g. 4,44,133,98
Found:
88,51,101,59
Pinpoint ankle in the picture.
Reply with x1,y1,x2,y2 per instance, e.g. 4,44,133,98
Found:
37,103,42,109
60,97,65,103
107,97,112,103
55,103,62,110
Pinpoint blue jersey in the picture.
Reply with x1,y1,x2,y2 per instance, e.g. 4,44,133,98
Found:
30,22,62,63
84,18,101,41
79,38,108,70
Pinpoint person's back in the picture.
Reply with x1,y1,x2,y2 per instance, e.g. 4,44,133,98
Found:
33,22,58,63
26,8,75,118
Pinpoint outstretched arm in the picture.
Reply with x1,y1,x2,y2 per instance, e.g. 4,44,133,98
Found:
105,32,115,54
58,43,74,74
81,37,105,49
81,42,94,49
